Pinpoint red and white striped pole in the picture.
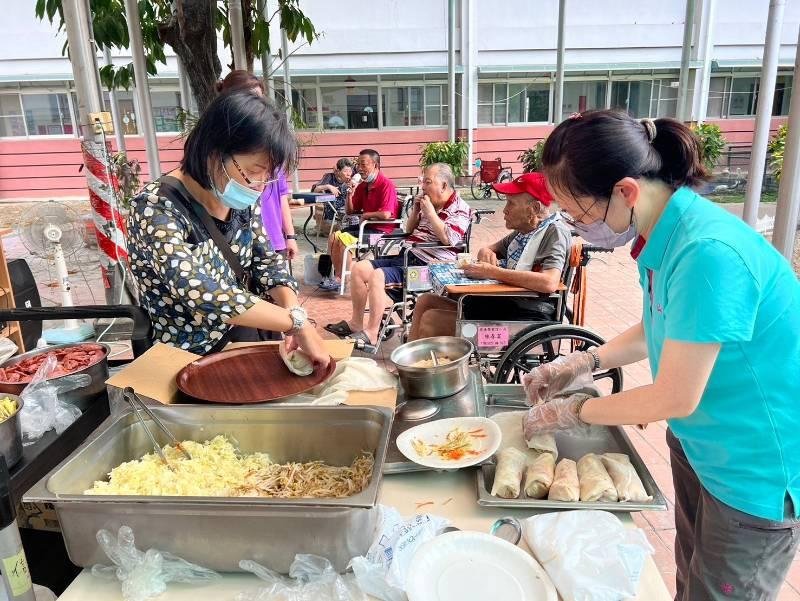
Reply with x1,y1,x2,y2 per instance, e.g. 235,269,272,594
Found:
82,140,128,276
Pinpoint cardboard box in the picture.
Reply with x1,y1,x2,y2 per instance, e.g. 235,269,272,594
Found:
105,341,397,410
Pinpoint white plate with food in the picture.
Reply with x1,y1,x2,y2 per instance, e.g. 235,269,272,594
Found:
396,417,501,470
406,531,557,601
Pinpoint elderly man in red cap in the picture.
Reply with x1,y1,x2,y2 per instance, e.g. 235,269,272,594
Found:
408,172,572,340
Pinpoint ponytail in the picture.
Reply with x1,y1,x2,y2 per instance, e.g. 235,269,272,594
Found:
651,118,709,189
542,110,710,201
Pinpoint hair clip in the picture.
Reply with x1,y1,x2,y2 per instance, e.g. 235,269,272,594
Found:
568,112,583,121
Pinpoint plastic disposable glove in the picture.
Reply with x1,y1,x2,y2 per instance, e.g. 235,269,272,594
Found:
522,352,594,406
91,526,220,601
523,393,592,439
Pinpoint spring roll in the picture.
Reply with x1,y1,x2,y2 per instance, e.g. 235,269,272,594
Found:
524,452,556,499
491,447,527,499
577,453,619,502
547,458,579,502
601,453,653,503
490,411,528,452
526,432,558,459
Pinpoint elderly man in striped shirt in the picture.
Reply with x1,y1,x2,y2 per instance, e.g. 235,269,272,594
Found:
325,162,471,349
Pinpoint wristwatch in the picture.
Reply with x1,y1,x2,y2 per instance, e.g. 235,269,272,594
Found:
284,306,308,335
587,348,601,371
285,234,297,240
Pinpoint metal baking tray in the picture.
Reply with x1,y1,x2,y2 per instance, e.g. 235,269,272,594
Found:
475,385,667,512
24,405,393,572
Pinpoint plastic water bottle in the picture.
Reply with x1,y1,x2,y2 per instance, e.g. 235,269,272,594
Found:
0,458,35,601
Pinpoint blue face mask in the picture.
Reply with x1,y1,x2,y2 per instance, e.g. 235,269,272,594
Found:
213,162,263,210
365,170,378,184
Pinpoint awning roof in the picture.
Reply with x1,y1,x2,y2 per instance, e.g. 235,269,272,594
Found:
478,60,705,74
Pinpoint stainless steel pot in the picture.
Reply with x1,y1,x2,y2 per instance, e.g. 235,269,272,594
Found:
0,343,109,411
390,337,474,399
0,394,23,469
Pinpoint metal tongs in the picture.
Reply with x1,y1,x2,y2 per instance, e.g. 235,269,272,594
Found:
122,387,192,470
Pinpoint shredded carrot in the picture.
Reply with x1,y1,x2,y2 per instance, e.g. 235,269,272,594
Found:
467,428,485,434
442,497,453,506
416,501,434,509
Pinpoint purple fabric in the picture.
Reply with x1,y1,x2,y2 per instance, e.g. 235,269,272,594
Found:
260,171,290,251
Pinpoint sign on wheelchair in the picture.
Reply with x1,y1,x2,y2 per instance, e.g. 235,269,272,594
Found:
406,265,433,292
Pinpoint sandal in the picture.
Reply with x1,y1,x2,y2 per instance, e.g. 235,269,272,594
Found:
347,331,377,353
324,320,353,337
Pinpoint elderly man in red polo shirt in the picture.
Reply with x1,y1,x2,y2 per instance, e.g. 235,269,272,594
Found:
408,172,572,340
325,162,471,348
319,148,400,291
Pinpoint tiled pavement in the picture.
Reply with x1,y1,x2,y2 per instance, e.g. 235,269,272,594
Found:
2,192,799,598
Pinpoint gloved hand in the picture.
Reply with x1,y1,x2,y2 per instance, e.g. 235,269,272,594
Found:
522,352,594,406
522,394,591,439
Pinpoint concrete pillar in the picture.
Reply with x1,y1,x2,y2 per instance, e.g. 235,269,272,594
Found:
459,0,478,174
743,0,785,227
281,28,300,193
554,0,566,124
228,0,248,70
690,0,717,123
447,0,456,142
123,0,161,179
103,47,126,154
771,26,800,259
677,0,696,122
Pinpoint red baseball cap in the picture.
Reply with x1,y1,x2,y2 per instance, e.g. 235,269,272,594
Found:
492,172,554,205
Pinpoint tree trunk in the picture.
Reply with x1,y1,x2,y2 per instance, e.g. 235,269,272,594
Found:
243,0,255,73
159,0,221,113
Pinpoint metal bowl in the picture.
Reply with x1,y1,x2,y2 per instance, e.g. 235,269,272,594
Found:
0,343,109,411
0,394,23,469
390,337,474,399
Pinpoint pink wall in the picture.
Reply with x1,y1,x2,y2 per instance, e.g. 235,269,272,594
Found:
0,118,779,201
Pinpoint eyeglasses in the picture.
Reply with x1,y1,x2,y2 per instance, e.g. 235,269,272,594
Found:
228,156,276,189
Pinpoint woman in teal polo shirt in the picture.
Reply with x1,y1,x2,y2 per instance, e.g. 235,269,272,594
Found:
522,110,800,601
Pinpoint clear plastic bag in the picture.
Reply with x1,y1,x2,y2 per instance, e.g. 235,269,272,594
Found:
349,506,450,601
0,336,17,364
91,526,220,601
237,555,365,601
522,510,654,601
20,354,86,443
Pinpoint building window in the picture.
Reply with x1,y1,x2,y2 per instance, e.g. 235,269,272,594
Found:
730,77,758,116
651,79,678,118
477,83,494,125
562,80,607,115
151,91,182,132
425,85,444,126
382,86,425,127
508,83,550,122
707,77,729,118
611,81,653,118
21,93,72,135
115,91,139,134
0,94,26,137
772,75,792,116
290,88,319,128
320,85,378,129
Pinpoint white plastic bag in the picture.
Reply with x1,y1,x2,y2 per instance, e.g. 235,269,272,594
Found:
349,505,449,601
522,510,653,601
20,354,86,443
0,337,17,364
237,555,365,601
91,526,220,601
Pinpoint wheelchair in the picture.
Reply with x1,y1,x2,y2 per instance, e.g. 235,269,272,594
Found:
471,157,513,200
350,208,496,354
453,243,623,393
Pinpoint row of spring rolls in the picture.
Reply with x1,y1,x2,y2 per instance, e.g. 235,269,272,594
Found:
491,449,652,503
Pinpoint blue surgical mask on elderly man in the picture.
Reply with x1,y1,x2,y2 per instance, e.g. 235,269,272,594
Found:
212,163,263,210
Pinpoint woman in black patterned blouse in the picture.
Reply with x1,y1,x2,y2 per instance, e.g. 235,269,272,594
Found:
126,91,329,368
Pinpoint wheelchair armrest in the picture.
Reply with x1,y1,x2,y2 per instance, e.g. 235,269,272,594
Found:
379,232,413,241
473,209,495,224
410,242,467,251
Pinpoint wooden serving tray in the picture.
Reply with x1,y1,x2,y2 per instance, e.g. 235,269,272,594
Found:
176,345,336,404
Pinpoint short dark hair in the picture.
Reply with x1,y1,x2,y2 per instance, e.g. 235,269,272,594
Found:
359,148,380,167
542,110,709,201
335,158,354,171
216,70,264,95
182,91,297,189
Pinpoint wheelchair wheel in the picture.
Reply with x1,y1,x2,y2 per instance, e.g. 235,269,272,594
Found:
495,170,513,198
470,173,484,200
492,324,623,394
